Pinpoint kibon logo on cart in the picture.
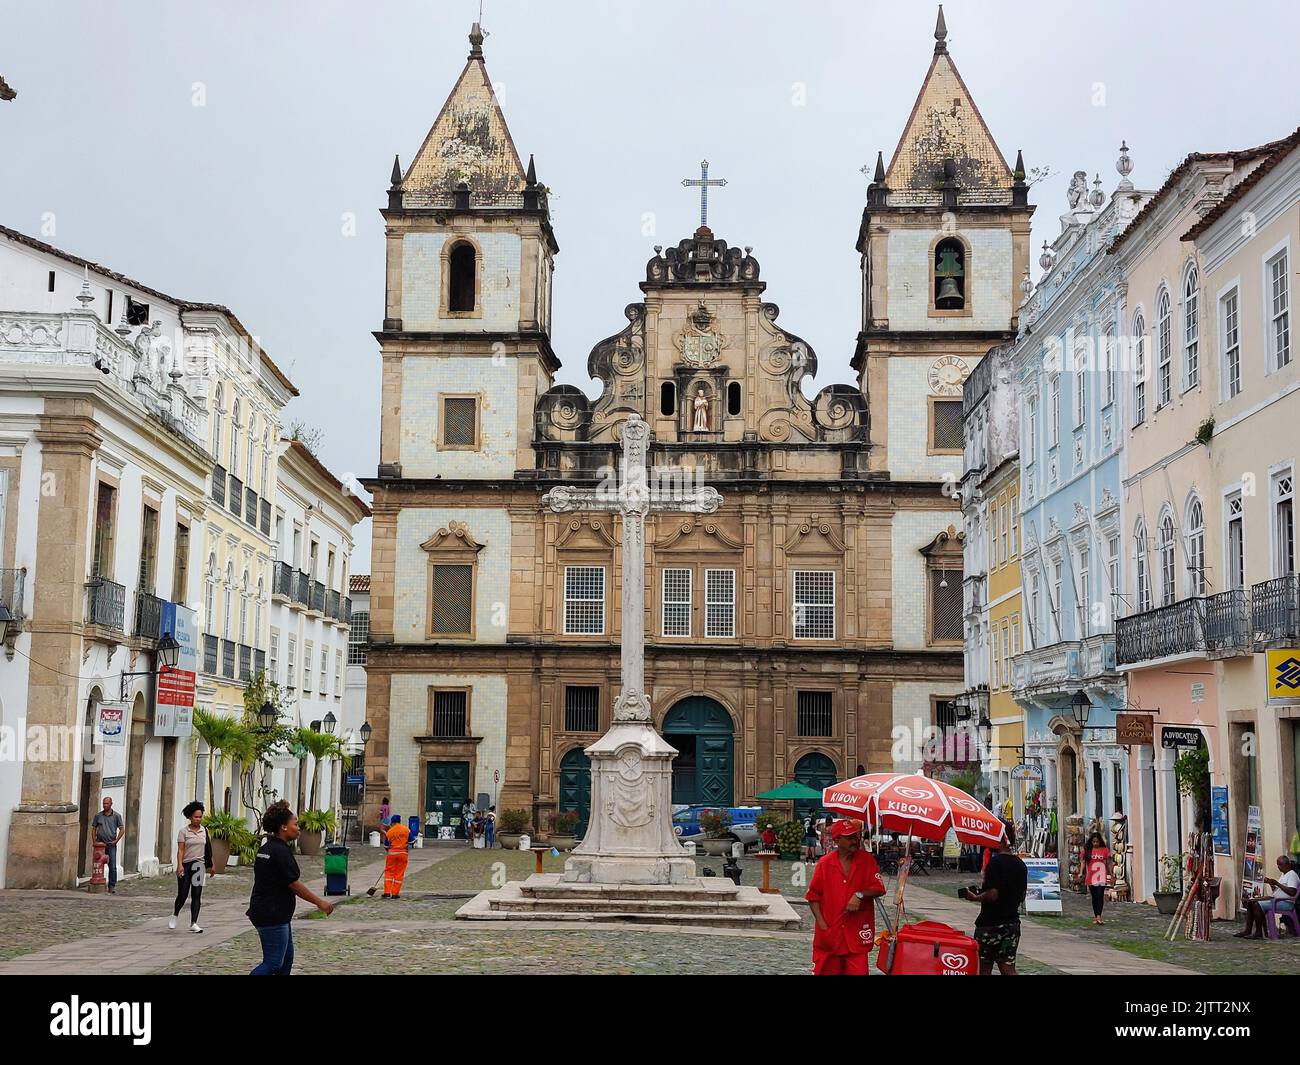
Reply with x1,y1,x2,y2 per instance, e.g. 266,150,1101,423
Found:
940,952,971,975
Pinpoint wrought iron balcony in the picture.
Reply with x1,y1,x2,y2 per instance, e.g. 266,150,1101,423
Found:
343,597,352,624
1252,575,1299,644
1116,598,1206,666
203,633,218,675
239,643,252,681
328,589,341,620
273,560,294,598
211,464,226,506
0,567,26,619
1205,588,1251,654
254,648,266,676
310,580,326,613
228,475,243,516
221,638,236,679
260,499,271,536
245,487,258,527
133,590,164,639
85,577,126,632
295,570,311,606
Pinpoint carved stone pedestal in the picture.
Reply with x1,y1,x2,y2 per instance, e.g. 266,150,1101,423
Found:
560,723,695,886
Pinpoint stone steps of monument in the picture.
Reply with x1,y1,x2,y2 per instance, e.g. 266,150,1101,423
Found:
472,906,801,930
521,883,742,904
495,896,771,915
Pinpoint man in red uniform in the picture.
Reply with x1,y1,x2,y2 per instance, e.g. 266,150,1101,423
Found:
805,818,886,975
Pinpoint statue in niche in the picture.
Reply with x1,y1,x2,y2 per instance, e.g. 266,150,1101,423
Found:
692,386,710,432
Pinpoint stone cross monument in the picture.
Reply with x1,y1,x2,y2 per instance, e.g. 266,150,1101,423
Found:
542,414,720,884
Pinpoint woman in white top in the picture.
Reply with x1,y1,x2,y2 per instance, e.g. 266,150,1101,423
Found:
170,802,212,933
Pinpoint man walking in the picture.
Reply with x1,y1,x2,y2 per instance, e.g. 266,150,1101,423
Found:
959,821,1028,975
805,819,886,975
90,796,125,893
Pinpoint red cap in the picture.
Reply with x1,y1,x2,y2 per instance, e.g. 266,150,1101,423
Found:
830,818,863,839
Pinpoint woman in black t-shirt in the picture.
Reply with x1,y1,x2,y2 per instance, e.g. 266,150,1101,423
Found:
247,801,334,976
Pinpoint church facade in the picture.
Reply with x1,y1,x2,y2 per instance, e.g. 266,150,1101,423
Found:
362,15,1033,836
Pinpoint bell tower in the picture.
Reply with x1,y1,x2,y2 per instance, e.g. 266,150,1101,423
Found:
853,6,1033,481
376,22,559,482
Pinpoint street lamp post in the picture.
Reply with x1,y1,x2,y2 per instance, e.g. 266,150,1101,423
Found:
118,633,182,700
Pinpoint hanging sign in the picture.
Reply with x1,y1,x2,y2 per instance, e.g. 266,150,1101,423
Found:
96,701,128,746
1010,764,1043,781
1161,726,1202,750
1241,805,1264,910
155,604,197,737
1023,857,1063,913
1266,649,1300,705
1116,714,1154,746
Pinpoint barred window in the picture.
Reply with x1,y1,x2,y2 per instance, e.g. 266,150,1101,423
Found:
564,566,605,635
929,568,963,642
662,568,692,637
705,569,735,638
441,396,478,448
348,611,370,665
934,699,958,732
564,685,599,733
793,570,835,640
432,689,467,738
797,691,832,738
430,564,474,636
931,400,963,452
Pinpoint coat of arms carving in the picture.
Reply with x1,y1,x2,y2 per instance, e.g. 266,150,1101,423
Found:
674,302,727,367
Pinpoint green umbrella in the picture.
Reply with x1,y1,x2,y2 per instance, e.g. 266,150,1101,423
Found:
755,781,824,801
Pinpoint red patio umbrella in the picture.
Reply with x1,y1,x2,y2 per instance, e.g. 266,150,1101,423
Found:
822,772,1005,845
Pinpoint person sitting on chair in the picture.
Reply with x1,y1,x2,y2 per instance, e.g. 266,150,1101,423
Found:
1236,855,1299,939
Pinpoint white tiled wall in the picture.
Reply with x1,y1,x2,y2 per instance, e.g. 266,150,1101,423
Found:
399,356,518,479
891,508,962,649
886,227,1012,331
400,231,520,332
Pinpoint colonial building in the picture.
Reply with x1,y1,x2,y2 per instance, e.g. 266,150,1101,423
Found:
363,15,1032,836
0,226,210,888
267,438,370,814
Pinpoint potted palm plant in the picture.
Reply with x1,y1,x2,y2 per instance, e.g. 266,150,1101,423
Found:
1155,852,1186,915
497,808,530,849
203,810,248,874
297,809,335,856
549,808,581,850
699,809,735,856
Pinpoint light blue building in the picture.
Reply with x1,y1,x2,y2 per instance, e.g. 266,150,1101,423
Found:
1011,158,1151,868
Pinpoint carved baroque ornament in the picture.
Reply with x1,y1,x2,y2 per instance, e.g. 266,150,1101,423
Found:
673,302,728,367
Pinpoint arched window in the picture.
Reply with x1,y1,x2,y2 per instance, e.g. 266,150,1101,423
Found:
1156,289,1172,409
240,570,249,643
212,383,224,458
223,561,234,639
934,238,966,310
230,398,242,472
1133,312,1147,426
660,381,676,417
246,414,257,485
261,430,270,493
447,241,476,313
1183,265,1200,390
255,577,264,644
1134,520,1151,613
1185,497,1206,596
727,381,742,417
205,553,217,626
1158,512,1176,606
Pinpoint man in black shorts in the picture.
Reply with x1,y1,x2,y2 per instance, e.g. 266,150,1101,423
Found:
959,821,1028,975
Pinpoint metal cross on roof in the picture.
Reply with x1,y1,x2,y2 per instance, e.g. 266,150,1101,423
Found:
681,160,727,228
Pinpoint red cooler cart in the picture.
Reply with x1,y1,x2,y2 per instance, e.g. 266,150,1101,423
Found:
876,920,978,976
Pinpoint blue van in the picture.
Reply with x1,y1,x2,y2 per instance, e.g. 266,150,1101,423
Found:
671,805,762,847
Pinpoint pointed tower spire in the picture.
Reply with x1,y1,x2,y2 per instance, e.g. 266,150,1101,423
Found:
934,5,948,54
526,154,537,187
390,154,403,187
873,150,886,184
1012,149,1028,206
469,21,485,59
388,154,403,209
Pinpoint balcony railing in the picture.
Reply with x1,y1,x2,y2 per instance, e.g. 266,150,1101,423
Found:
260,500,271,536
1116,598,1206,665
343,597,352,624
211,464,226,506
310,580,325,613
245,487,258,527
0,567,26,619
254,648,266,676
296,570,311,606
203,633,218,675
133,590,164,639
221,639,236,679
85,577,126,632
1252,575,1299,644
328,590,341,620
228,475,243,516
1206,588,1251,653
273,560,294,598
239,643,252,681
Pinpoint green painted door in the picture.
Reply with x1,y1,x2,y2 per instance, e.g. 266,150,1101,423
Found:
558,748,591,837
663,697,734,807
425,761,470,839
793,752,838,822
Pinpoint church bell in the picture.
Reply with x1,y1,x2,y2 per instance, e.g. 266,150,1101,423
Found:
935,245,965,310
937,275,963,306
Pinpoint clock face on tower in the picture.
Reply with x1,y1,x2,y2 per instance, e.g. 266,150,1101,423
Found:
928,355,970,396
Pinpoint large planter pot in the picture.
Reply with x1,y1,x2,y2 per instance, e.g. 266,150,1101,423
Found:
702,837,734,857
1154,891,1182,915
209,838,231,875
299,830,323,856
548,834,577,852
498,833,523,850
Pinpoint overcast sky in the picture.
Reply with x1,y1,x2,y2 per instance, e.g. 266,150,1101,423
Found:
4,0,1298,568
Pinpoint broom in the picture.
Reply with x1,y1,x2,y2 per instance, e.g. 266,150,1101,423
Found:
364,868,387,897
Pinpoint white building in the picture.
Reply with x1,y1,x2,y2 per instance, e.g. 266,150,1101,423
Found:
267,438,369,817
0,225,210,887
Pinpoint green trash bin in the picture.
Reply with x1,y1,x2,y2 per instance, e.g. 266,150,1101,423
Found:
324,844,349,896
